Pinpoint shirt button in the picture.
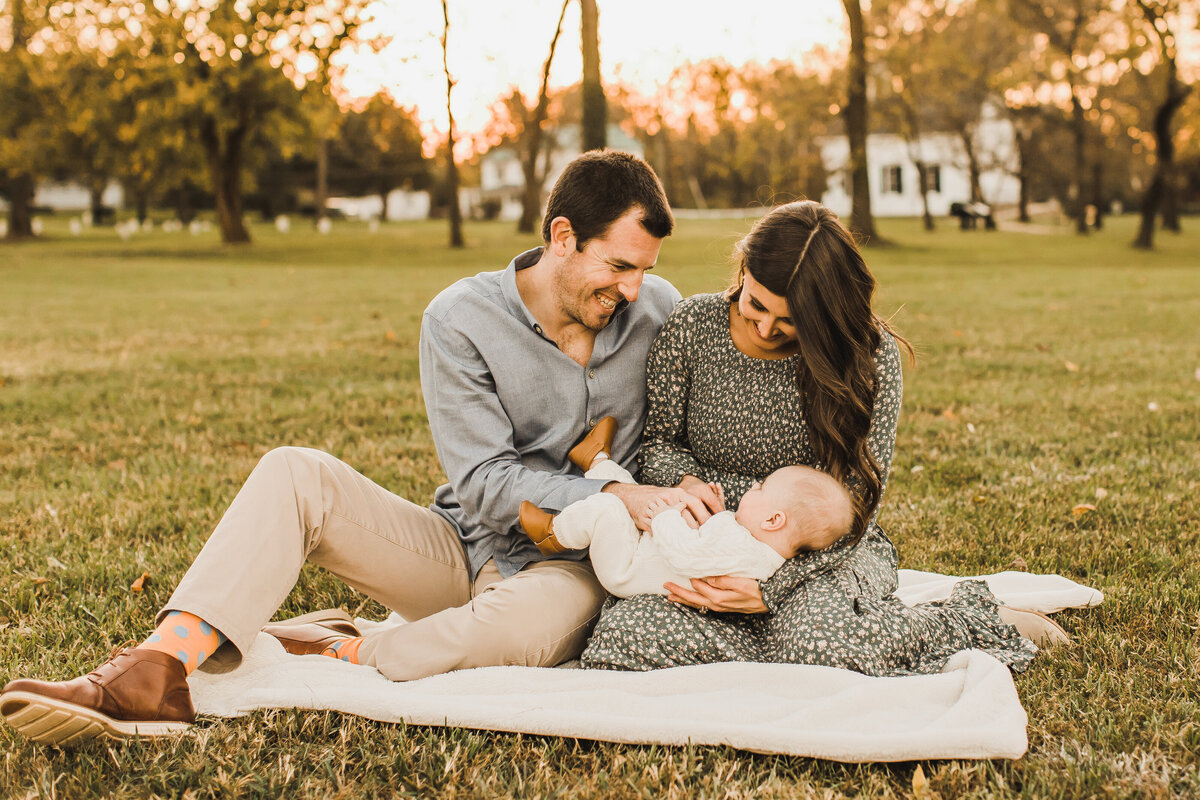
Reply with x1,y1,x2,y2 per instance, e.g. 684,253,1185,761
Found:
588,369,596,379
534,325,543,333
589,418,596,427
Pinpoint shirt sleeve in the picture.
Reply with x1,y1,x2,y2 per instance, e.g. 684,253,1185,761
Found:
639,308,707,488
420,312,609,537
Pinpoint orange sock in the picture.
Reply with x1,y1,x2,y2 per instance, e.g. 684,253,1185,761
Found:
320,637,364,664
140,610,226,675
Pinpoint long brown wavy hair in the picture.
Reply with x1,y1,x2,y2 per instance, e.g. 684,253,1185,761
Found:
727,201,914,542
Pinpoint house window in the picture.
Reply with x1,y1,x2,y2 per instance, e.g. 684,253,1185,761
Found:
923,164,942,194
882,165,903,194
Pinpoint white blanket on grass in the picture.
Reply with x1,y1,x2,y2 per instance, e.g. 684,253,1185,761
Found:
189,570,1102,762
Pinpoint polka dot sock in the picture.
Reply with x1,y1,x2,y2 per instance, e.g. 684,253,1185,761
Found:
139,610,226,675
320,637,364,665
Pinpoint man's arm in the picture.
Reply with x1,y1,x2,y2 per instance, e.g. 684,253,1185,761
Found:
420,313,608,535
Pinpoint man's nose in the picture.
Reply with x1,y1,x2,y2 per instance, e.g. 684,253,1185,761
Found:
618,271,643,302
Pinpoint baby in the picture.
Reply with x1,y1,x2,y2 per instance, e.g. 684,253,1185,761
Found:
518,418,854,598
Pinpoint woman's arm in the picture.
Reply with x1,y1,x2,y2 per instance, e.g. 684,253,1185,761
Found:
639,308,708,488
863,333,904,528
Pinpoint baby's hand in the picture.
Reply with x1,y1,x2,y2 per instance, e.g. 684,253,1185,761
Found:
646,497,686,524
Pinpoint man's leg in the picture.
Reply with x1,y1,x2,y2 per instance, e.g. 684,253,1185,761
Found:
358,557,607,681
0,445,470,743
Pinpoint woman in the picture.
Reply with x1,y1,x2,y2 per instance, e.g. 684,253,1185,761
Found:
581,201,1040,675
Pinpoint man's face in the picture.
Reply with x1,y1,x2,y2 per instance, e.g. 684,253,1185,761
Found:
551,208,663,332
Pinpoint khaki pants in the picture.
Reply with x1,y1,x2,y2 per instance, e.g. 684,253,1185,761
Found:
162,447,607,681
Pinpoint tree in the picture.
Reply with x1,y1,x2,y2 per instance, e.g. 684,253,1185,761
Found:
0,0,54,240
514,0,570,234
332,93,429,222
440,0,464,248
56,0,370,244
580,0,606,151
841,0,879,241
1132,0,1194,248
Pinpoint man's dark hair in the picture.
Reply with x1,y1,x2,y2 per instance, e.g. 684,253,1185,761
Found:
541,150,673,248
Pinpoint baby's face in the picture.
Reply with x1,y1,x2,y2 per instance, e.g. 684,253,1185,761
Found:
733,475,782,533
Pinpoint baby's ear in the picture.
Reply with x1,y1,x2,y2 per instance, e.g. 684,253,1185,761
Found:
761,511,788,532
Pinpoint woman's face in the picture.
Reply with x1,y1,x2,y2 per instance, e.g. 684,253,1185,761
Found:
737,270,797,352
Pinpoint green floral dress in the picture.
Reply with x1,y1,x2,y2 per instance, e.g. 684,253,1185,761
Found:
580,293,1037,676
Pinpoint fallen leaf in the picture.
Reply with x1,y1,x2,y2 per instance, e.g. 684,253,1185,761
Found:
261,318,271,328
130,571,151,593
107,459,126,471
972,494,988,504
912,764,928,795
30,577,49,585
1094,487,1109,500
1035,343,1051,352
952,329,963,337
967,422,976,433
1072,503,1097,516
911,465,925,474
1007,556,1029,571
1194,367,1200,382
1064,360,1080,372
385,330,396,341
1147,402,1160,412
47,556,67,570
940,407,957,420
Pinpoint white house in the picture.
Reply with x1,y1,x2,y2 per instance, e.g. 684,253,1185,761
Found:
819,102,1020,218
0,180,124,213
480,124,644,221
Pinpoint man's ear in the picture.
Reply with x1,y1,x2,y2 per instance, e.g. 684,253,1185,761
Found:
761,511,787,532
548,216,575,255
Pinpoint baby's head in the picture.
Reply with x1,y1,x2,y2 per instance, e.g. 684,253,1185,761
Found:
734,466,854,558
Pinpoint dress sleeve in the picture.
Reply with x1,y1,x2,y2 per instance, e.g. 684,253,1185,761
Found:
639,308,706,488
864,333,904,528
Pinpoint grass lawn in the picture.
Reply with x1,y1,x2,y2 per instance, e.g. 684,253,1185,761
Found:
1,214,1198,798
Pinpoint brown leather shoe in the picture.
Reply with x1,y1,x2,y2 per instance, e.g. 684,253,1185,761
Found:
519,501,570,555
567,416,618,471
0,648,194,745
262,609,362,656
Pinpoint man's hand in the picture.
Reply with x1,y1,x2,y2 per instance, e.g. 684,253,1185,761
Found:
602,482,713,531
664,576,768,614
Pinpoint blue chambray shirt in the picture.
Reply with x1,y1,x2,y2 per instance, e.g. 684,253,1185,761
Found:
420,246,681,580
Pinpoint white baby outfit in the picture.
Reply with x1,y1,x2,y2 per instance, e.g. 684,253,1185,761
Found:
552,460,785,597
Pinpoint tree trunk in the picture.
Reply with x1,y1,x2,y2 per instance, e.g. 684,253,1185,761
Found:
1090,160,1104,230
580,0,606,152
135,188,149,224
915,161,935,231
959,129,984,204
517,0,569,235
1162,178,1181,231
841,0,878,240
1133,173,1164,249
378,185,390,222
1071,91,1088,235
441,0,464,248
315,137,329,225
5,172,36,240
175,183,195,225
90,181,106,223
203,124,251,244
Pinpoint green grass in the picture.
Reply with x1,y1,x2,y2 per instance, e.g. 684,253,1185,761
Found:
2,214,1198,798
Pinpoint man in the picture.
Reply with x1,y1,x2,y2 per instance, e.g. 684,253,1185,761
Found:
0,151,715,746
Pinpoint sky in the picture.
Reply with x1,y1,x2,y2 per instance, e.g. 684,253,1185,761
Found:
337,0,848,147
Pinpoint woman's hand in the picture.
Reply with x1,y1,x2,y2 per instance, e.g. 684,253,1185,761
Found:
664,576,768,614
676,475,725,526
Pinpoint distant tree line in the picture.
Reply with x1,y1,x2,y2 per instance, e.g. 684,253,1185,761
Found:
3,0,1197,249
